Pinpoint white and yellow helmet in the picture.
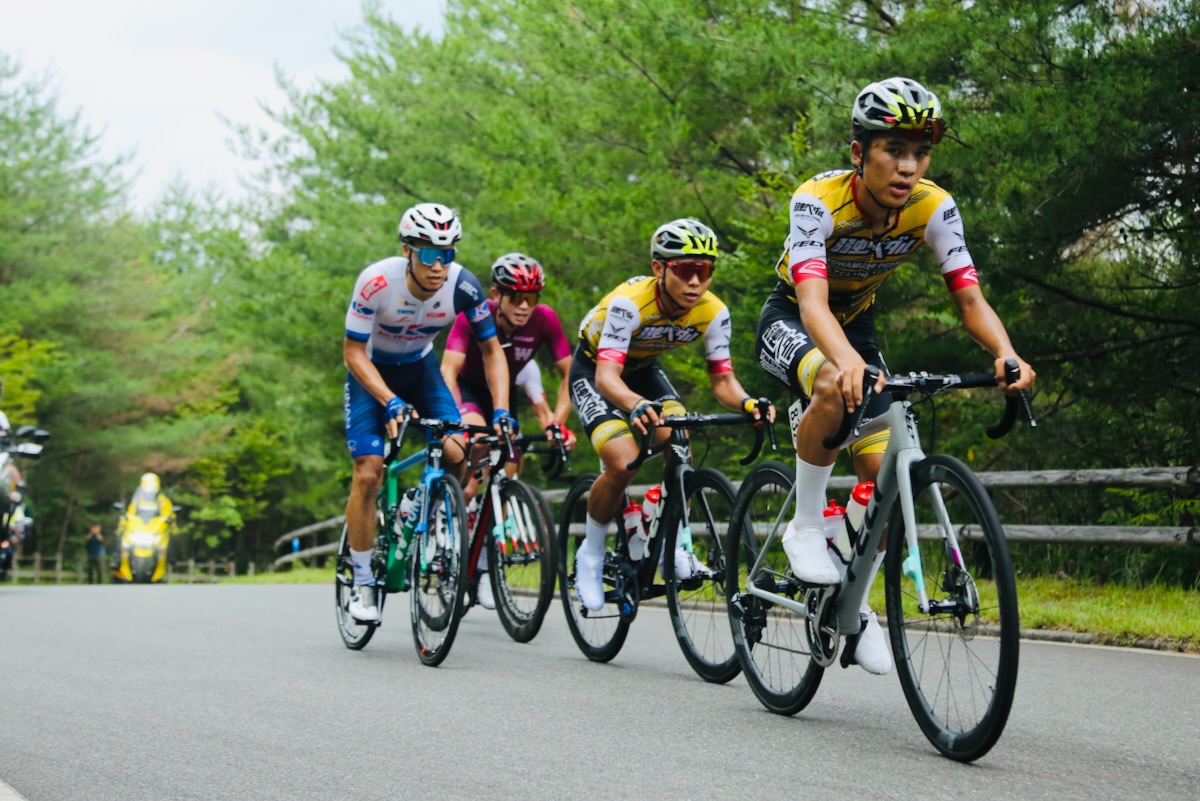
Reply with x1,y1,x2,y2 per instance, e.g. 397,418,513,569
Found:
852,77,945,144
650,218,719,261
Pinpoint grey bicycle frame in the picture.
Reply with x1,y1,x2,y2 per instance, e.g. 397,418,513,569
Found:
744,395,957,636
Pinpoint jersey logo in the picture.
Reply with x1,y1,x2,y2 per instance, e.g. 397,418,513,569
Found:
360,275,387,300
350,301,374,317
514,347,534,362
468,303,490,322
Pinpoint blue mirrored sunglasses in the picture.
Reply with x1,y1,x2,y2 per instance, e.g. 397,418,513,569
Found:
414,246,456,266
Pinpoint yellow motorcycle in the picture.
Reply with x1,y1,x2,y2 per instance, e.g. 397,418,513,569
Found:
112,500,174,584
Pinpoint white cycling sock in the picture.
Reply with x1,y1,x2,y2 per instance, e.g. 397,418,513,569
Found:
350,548,376,586
583,514,608,556
862,551,886,612
791,457,834,532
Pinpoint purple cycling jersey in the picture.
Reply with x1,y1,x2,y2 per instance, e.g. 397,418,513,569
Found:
445,300,571,388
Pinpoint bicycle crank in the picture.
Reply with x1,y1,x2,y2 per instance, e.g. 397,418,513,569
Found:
805,587,839,667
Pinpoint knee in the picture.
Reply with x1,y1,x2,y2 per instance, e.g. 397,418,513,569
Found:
351,459,384,492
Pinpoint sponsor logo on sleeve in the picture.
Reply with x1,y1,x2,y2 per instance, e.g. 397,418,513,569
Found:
943,205,959,222
350,301,375,319
468,303,490,322
360,275,387,300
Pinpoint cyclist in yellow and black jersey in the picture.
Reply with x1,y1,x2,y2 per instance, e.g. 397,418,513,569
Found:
754,77,1036,676
569,218,773,611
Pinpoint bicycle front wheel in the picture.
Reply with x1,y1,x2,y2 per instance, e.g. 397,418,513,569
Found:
663,467,741,684
490,480,555,643
410,475,469,667
885,454,1019,762
726,461,823,715
556,473,631,662
334,522,379,650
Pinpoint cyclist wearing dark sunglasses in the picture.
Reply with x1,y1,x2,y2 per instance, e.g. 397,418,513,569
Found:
753,77,1035,674
341,202,514,623
569,218,774,611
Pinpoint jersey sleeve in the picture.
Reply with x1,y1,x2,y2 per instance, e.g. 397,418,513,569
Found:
540,306,573,361
926,195,980,292
704,304,734,374
515,360,546,404
452,269,497,341
444,312,472,354
788,191,834,285
595,295,640,366
345,267,386,342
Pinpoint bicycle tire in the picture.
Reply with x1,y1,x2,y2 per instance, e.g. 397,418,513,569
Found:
410,474,469,667
885,454,1019,762
556,473,631,662
726,460,823,715
490,479,555,643
663,467,741,684
334,522,379,650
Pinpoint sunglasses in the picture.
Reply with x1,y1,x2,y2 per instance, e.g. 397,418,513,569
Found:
412,246,456,267
664,259,715,283
503,291,540,307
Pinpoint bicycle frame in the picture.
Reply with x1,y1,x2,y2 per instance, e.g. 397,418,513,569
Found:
380,427,455,592
739,398,926,628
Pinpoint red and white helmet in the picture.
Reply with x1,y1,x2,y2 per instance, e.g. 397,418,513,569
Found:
398,203,462,247
491,253,545,292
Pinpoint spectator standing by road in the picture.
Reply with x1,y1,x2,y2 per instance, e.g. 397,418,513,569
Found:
85,522,105,584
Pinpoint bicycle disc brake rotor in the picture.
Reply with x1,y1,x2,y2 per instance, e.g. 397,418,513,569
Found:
944,565,981,639
805,588,839,667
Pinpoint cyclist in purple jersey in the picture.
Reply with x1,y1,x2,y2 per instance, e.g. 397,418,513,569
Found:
341,203,513,623
442,253,575,452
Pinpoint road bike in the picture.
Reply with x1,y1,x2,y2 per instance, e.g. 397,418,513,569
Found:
461,423,569,642
726,361,1035,761
334,412,471,667
557,407,773,682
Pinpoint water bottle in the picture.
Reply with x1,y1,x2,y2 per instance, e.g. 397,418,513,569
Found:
641,485,662,533
386,488,420,592
845,481,874,547
823,499,849,579
624,501,648,561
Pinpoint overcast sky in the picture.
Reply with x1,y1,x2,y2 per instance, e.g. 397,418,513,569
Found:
0,1,444,211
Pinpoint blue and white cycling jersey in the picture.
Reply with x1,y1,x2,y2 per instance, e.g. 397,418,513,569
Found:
344,257,497,363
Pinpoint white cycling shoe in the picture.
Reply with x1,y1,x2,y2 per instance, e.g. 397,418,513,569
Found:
574,548,606,611
476,571,496,610
348,585,380,623
854,610,893,675
672,547,713,580
782,523,842,584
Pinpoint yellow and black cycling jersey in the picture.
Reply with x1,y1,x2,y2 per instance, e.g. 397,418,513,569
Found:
577,275,733,374
775,169,979,325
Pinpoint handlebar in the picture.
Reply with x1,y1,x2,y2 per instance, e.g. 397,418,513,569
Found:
625,410,777,472
385,408,492,466
821,359,1037,450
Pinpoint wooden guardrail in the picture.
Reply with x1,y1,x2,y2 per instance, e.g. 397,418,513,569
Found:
270,466,1198,570
3,555,236,584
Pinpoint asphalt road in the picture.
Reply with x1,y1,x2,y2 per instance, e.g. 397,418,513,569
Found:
1,584,1197,801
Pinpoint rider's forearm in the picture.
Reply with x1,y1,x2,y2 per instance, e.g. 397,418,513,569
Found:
710,372,751,412
552,369,572,423
344,340,396,406
481,340,511,410
798,298,862,370
595,363,641,412
956,290,1018,360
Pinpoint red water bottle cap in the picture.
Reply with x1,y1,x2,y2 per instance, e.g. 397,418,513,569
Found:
851,482,874,505
823,499,846,518
645,485,661,504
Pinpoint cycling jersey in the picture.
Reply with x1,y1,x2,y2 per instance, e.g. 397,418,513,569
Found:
444,300,571,388
345,257,496,364
775,169,979,324
577,275,733,374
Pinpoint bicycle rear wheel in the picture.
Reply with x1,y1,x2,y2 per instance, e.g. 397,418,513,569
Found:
663,467,741,684
885,454,1019,762
410,475,469,667
334,522,380,650
726,460,823,715
490,480,555,643
556,473,631,662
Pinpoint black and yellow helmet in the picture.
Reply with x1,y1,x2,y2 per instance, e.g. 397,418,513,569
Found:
650,219,719,261
852,77,945,144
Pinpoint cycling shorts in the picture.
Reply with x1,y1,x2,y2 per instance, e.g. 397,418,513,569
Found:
344,350,460,458
754,284,891,458
569,344,685,451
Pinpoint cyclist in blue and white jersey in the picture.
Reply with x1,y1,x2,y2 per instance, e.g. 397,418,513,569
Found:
342,202,514,622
